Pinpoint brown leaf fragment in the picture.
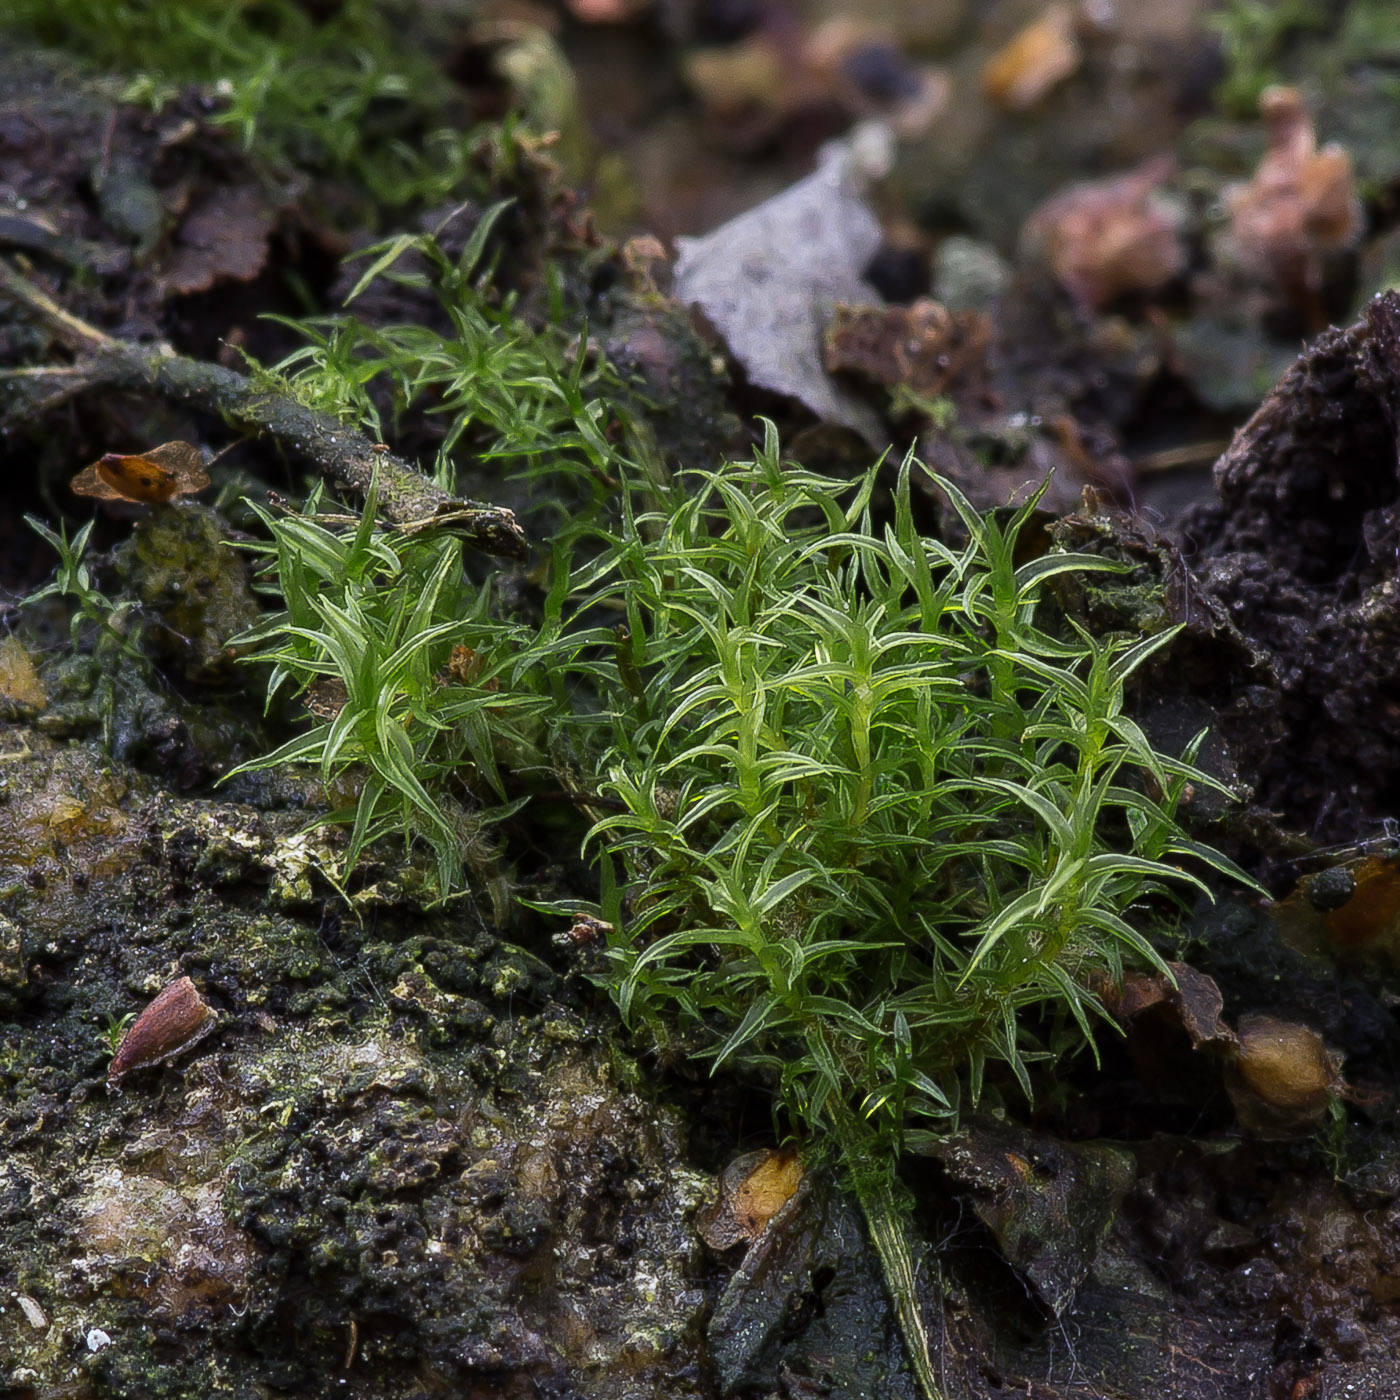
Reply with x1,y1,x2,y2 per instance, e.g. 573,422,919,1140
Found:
1222,86,1362,316
565,914,612,945
443,645,488,686
697,1147,804,1251
824,298,991,406
1021,155,1184,312
108,976,219,1089
1103,961,1237,1053
162,186,272,296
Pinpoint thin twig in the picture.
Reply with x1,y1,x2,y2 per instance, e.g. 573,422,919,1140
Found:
1131,440,1232,476
0,257,112,354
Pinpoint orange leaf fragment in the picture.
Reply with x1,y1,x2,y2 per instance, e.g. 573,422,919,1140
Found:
696,1146,804,1250
981,5,1081,112
70,440,211,505
1271,852,1400,958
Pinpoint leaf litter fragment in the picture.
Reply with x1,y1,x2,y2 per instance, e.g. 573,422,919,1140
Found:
673,122,894,444
162,185,274,296
70,440,211,505
981,4,1081,112
697,1147,805,1250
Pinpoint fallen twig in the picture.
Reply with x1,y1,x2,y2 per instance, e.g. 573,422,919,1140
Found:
0,257,528,558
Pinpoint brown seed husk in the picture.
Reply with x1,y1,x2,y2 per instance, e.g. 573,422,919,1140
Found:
108,976,218,1087
1224,1014,1341,1139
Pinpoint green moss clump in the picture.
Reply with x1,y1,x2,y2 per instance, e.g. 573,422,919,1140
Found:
114,505,262,680
0,0,483,213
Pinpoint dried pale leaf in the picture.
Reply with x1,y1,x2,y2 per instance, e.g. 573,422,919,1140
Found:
673,125,893,444
16,1294,47,1330
0,635,46,715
